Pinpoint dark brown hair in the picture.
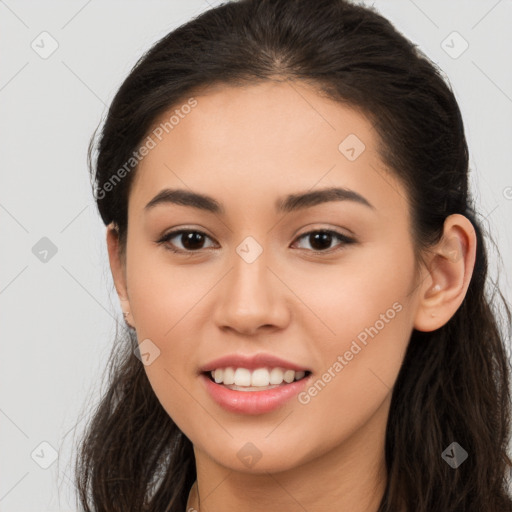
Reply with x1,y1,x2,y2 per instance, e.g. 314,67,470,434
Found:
76,0,512,510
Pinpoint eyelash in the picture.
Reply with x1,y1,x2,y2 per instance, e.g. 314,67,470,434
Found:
156,228,356,255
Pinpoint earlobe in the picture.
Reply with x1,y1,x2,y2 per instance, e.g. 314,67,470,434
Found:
106,223,134,329
413,214,477,332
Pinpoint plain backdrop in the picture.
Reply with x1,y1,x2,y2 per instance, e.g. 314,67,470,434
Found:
1,1,511,510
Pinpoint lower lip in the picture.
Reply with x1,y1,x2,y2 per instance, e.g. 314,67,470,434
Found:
200,373,312,415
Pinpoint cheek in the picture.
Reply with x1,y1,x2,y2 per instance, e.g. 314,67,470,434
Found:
125,253,218,430
126,245,209,338
290,243,415,421
289,236,415,348
289,285,413,463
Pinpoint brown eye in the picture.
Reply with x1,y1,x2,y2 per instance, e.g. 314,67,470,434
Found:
157,228,355,255
293,230,355,253
157,229,216,253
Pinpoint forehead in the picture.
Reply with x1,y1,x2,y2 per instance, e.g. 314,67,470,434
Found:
130,80,407,220
140,80,374,165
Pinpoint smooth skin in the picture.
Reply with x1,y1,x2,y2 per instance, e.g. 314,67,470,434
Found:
106,80,476,512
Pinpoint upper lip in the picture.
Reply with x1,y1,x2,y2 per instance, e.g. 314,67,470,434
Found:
199,352,311,373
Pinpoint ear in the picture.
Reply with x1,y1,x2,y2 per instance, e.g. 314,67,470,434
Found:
106,223,134,329
414,214,477,332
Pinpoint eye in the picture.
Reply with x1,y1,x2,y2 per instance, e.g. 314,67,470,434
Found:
292,229,356,253
157,229,216,253
157,228,355,255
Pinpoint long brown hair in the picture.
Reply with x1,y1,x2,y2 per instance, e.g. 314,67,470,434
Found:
76,0,512,510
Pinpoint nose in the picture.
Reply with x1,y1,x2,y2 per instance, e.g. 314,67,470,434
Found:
213,249,291,336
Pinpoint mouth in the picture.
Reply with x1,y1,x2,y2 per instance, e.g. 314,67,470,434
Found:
200,367,313,414
202,367,312,391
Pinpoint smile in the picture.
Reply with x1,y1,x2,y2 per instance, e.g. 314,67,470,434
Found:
201,369,312,415
208,366,309,388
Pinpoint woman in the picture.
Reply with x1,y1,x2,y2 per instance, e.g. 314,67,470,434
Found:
75,0,512,510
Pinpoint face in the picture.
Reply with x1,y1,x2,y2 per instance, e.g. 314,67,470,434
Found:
112,80,425,474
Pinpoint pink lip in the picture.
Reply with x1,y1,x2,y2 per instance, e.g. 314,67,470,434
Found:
199,352,311,373
200,373,312,415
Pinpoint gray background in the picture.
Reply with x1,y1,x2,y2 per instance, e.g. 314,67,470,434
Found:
1,1,511,510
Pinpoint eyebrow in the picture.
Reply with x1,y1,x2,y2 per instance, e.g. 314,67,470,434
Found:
144,186,374,214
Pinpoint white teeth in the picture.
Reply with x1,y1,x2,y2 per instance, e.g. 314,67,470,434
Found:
251,368,269,386
208,366,308,387
283,369,295,383
234,368,251,386
223,367,235,385
269,367,284,385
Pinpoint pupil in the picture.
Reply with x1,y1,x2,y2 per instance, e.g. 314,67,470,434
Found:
310,232,332,250
182,232,204,250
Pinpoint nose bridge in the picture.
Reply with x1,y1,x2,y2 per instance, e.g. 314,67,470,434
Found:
213,235,289,333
